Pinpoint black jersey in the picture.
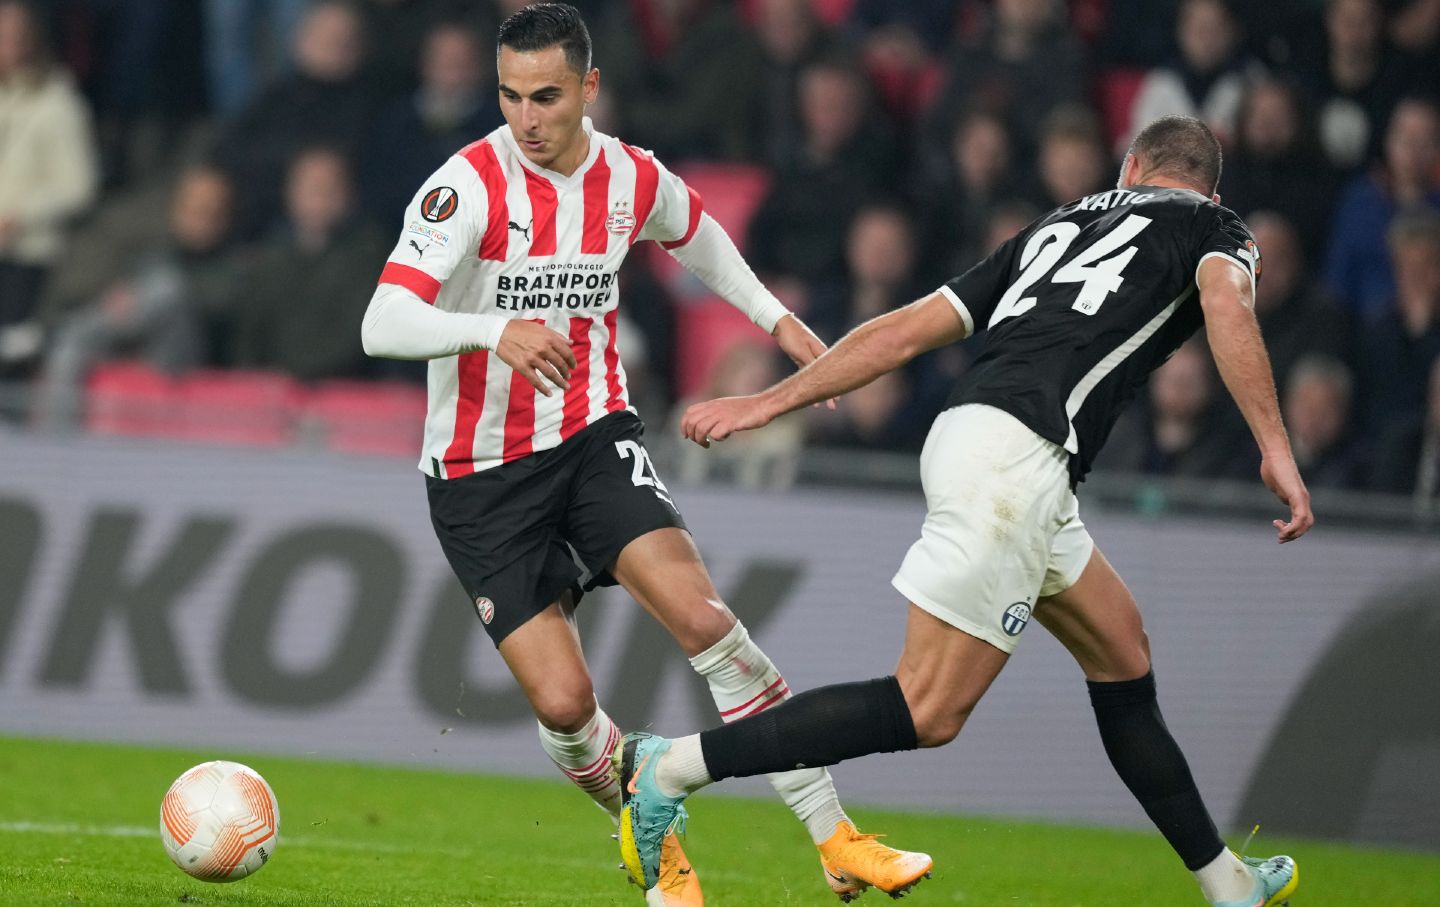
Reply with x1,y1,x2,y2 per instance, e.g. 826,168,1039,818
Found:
940,185,1259,484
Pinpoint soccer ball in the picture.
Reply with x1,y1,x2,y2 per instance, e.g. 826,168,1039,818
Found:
159,760,280,882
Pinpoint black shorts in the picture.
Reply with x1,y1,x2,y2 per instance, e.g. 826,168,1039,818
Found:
426,411,686,646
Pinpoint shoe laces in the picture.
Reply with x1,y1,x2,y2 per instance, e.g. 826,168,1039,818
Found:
833,830,900,863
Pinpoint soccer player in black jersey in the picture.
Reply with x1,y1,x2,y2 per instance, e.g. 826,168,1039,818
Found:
615,116,1312,907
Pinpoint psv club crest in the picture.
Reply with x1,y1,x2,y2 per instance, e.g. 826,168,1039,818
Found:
474,596,495,624
605,202,636,236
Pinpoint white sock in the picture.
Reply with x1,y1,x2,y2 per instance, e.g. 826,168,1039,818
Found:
656,734,711,797
536,700,622,818
1195,849,1255,903
689,621,849,844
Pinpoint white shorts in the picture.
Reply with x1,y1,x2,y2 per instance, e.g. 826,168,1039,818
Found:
891,404,1094,654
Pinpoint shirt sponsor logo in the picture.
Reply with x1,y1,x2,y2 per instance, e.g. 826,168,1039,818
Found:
474,596,495,624
406,221,452,246
1240,239,1262,278
1001,602,1031,636
421,187,458,223
605,203,636,236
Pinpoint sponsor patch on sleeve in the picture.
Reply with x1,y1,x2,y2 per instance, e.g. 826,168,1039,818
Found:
407,221,452,246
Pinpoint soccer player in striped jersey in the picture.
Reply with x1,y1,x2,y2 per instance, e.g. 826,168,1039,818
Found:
360,4,930,904
617,116,1313,907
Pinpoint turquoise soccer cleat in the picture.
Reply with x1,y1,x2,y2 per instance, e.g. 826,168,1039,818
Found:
613,732,691,890
1213,855,1298,907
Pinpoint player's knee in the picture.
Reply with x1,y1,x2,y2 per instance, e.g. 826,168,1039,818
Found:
530,683,596,733
669,597,737,657
902,685,973,748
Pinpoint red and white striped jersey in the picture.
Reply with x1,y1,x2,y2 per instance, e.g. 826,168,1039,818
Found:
376,119,701,478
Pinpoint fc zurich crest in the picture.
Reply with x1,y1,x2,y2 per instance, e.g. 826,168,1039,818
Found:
1001,602,1031,636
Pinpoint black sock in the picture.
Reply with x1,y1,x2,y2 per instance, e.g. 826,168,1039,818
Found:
699,675,917,781
1088,671,1226,871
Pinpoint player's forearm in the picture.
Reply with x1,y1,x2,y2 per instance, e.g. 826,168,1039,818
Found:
759,316,910,418
665,214,789,332
361,284,506,360
1206,301,1292,457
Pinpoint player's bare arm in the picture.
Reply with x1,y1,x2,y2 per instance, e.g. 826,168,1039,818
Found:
1197,256,1313,542
682,292,967,447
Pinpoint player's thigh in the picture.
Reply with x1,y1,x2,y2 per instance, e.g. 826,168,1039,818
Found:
498,592,597,732
894,603,1011,747
891,405,1070,655
609,526,735,657
426,467,580,649
1034,544,1151,682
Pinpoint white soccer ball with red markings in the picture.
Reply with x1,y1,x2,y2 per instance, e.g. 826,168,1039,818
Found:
160,760,280,882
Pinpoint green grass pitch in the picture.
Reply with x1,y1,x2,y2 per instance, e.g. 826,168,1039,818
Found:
2,736,1436,906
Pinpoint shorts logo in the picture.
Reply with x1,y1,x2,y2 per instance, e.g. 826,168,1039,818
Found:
1001,602,1031,636
421,186,458,223
605,203,636,235
474,596,495,624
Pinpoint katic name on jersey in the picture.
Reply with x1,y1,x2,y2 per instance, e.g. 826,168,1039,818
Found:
1073,188,1163,212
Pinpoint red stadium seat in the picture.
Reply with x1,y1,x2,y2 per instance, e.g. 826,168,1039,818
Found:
303,380,429,457
1096,67,1147,150
174,370,304,446
85,362,182,437
674,294,766,398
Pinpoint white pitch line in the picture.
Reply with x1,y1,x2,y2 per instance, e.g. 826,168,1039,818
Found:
0,820,757,883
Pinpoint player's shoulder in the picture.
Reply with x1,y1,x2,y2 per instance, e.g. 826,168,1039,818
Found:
449,125,513,173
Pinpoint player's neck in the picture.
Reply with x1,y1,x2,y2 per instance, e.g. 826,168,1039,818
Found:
1131,174,1207,195
547,131,591,177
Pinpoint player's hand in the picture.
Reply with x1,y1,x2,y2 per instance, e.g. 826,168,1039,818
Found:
495,319,576,397
681,395,774,448
1260,453,1313,543
772,314,836,410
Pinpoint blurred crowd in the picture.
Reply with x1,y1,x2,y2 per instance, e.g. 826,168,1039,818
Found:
0,0,1438,498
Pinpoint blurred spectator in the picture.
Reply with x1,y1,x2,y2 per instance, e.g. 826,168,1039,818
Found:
1221,78,1341,260
1283,355,1366,489
920,109,1027,277
745,58,898,283
808,202,923,340
927,0,1087,155
230,147,388,381
1324,97,1440,319
597,0,765,161
1096,340,1255,478
0,0,99,378
205,0,310,116
1355,209,1440,434
979,200,1041,254
1297,0,1408,171
1370,356,1440,497
1390,0,1440,100
1125,0,1252,150
359,20,501,226
358,0,489,101
1246,211,1351,397
847,0,959,53
35,166,240,428
858,22,943,136
212,0,374,238
750,0,844,169
1035,106,1110,208
671,340,801,489
1095,0,1178,68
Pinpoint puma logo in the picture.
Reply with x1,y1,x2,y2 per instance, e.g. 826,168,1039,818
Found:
508,219,532,241
408,239,426,258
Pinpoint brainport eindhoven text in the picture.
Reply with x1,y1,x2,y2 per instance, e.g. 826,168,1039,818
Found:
494,268,616,311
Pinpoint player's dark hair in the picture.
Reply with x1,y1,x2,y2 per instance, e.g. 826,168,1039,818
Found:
1127,115,1223,195
497,3,592,77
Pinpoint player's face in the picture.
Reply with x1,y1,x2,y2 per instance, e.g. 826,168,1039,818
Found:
497,45,599,175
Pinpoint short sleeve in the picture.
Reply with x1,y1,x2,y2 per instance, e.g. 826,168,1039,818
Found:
640,156,703,248
1194,206,1260,296
937,232,1025,337
377,155,486,304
